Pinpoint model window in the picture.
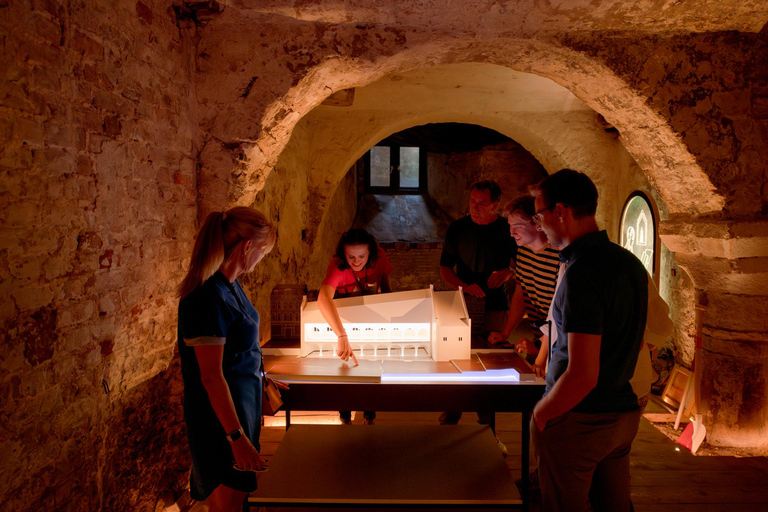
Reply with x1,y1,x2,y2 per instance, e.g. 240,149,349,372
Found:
620,192,656,279
364,145,426,194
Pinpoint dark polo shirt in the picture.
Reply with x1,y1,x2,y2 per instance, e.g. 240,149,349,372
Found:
546,230,648,413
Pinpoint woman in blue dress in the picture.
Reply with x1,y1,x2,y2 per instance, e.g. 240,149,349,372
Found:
177,207,276,512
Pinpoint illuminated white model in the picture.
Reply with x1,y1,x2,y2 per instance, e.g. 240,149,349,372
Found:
300,286,471,361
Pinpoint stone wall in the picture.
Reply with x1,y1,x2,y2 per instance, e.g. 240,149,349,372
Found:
0,0,197,509
427,141,548,220
2,4,768,512
192,10,767,451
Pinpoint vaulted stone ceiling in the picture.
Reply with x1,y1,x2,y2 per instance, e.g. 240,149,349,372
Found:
220,0,768,34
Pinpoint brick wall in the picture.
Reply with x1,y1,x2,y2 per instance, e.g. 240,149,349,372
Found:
0,0,197,510
380,242,450,293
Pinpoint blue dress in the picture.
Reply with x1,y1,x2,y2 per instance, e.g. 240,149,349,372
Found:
177,271,262,500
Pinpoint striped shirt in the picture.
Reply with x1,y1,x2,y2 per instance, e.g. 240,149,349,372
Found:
515,245,561,332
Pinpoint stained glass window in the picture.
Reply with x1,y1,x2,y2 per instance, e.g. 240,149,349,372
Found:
620,193,655,278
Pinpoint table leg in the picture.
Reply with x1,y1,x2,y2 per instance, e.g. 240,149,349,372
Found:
285,410,291,430
490,411,496,434
522,410,530,512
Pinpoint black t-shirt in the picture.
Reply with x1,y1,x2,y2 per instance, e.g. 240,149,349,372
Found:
546,230,648,413
440,215,517,311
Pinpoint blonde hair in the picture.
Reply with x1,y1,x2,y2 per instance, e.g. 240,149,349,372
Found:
178,207,276,298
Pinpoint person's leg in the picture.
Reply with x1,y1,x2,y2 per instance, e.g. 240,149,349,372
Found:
533,413,593,512
588,409,643,512
206,484,249,512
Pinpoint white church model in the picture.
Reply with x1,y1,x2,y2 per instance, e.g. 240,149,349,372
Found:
300,286,471,362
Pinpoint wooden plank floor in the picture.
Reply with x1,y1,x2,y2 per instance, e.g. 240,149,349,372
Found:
257,404,768,511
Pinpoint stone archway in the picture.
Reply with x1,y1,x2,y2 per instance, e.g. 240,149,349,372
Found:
196,15,768,452
195,31,723,218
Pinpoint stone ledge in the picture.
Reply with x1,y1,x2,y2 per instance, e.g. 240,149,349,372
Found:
660,219,768,258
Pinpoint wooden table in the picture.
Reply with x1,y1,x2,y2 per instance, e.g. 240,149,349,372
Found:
258,354,545,510
249,424,521,510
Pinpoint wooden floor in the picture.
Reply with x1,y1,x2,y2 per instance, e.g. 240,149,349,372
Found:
257,403,768,511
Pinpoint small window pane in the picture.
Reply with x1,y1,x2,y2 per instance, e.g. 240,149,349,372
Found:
621,195,654,277
370,146,390,187
399,147,419,188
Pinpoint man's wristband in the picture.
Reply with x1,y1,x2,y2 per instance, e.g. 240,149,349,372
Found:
226,427,244,443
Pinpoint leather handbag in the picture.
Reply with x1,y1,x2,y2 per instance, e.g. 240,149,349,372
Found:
262,374,283,416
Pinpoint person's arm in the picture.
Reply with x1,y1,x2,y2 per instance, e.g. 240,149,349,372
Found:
533,332,601,430
440,265,485,298
531,334,549,378
380,274,392,294
487,264,515,289
317,284,357,363
487,253,516,289
488,284,525,344
194,344,263,471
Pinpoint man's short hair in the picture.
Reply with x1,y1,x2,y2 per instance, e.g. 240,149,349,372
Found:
470,180,502,203
536,169,598,219
503,196,536,220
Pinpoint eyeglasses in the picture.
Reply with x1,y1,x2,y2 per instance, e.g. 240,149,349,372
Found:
532,205,555,224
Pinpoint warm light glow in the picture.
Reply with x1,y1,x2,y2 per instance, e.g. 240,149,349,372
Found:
381,369,520,383
263,411,351,428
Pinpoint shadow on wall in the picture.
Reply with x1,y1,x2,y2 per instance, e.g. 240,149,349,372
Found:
354,194,452,243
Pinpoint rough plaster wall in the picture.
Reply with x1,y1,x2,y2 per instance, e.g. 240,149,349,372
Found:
0,0,197,509
307,165,358,289
241,121,312,338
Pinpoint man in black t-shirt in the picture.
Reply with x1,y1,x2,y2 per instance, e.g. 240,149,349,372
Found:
440,180,518,332
438,180,517,430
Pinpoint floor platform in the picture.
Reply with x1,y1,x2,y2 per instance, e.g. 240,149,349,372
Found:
249,424,519,510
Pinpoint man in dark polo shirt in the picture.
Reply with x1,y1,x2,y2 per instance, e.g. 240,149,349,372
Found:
530,169,648,512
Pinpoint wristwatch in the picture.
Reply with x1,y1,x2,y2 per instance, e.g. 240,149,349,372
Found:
226,427,244,443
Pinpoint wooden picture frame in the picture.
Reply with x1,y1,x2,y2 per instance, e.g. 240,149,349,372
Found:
661,363,693,418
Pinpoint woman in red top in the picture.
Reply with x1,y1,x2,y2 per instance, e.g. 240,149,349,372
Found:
317,228,393,424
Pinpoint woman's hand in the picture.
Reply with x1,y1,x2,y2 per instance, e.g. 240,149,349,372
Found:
336,334,358,365
231,435,263,472
532,360,547,378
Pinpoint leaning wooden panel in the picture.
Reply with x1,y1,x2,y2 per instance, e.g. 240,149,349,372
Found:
661,363,693,417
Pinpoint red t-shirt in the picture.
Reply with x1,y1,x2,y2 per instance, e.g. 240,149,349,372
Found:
322,247,393,297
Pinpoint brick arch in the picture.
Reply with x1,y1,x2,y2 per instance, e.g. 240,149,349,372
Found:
198,36,723,218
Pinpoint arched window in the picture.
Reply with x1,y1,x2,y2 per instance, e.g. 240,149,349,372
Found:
620,192,656,280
